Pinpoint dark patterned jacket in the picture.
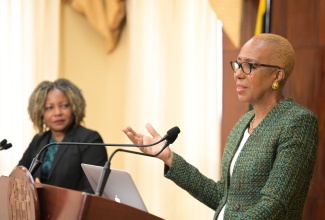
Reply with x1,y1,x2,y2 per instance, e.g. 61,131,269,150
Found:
165,98,318,219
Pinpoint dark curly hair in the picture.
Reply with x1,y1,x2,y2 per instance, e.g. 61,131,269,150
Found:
28,78,86,134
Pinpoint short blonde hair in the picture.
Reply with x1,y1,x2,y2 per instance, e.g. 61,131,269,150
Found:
253,33,295,80
28,78,86,134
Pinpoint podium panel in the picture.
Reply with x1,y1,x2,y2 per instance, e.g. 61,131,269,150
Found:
0,166,40,220
0,175,10,219
36,183,163,220
1,166,163,220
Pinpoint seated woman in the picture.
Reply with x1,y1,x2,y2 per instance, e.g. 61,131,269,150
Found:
18,78,108,193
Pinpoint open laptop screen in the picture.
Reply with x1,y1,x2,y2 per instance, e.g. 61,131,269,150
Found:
81,163,148,212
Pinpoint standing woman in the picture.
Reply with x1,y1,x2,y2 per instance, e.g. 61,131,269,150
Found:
122,34,319,219
18,78,108,193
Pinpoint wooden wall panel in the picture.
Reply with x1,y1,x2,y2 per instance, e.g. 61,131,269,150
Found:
320,1,325,46
221,33,247,150
272,0,325,219
286,1,319,46
284,48,322,110
221,0,258,150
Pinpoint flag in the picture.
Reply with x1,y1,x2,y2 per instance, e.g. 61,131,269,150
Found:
255,0,267,35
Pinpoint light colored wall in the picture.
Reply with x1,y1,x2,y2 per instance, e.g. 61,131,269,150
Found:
59,5,128,167
59,3,220,219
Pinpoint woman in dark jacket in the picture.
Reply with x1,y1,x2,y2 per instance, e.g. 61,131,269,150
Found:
18,79,108,193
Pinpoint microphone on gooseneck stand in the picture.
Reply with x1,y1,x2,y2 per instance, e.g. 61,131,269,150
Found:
28,137,167,176
95,126,181,197
0,139,12,151
28,126,181,178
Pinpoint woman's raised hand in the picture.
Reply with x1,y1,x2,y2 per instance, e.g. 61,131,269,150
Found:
122,123,173,166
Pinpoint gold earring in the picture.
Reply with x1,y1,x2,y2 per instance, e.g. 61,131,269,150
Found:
272,81,279,90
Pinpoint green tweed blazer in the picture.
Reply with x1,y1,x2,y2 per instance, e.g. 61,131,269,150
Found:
165,98,318,219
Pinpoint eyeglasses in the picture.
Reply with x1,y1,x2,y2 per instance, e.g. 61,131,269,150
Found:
230,61,282,75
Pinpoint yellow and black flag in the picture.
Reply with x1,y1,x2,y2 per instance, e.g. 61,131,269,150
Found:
255,0,272,35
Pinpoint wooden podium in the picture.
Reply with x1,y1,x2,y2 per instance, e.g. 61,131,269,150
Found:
0,166,163,220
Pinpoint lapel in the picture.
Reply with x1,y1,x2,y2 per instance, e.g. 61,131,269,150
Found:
34,132,51,177
248,98,293,139
222,98,293,186
46,125,78,179
225,112,254,161
222,111,254,186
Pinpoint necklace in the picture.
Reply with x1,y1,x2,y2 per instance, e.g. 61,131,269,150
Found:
249,97,283,131
250,117,255,130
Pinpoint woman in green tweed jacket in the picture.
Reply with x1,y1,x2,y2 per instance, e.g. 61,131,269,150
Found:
123,34,319,219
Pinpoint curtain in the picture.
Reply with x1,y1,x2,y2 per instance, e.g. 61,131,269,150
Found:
123,0,223,219
0,0,60,176
209,0,243,48
66,0,126,53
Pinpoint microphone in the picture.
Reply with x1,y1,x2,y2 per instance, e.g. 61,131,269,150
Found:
28,126,180,179
95,126,180,196
0,139,12,151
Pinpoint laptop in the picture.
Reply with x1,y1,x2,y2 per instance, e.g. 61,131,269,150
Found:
81,163,148,212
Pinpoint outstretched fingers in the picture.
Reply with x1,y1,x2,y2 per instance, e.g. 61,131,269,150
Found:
122,124,162,148
146,123,162,139
122,126,144,145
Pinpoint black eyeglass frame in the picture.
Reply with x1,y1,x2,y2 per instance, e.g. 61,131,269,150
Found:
230,61,282,75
